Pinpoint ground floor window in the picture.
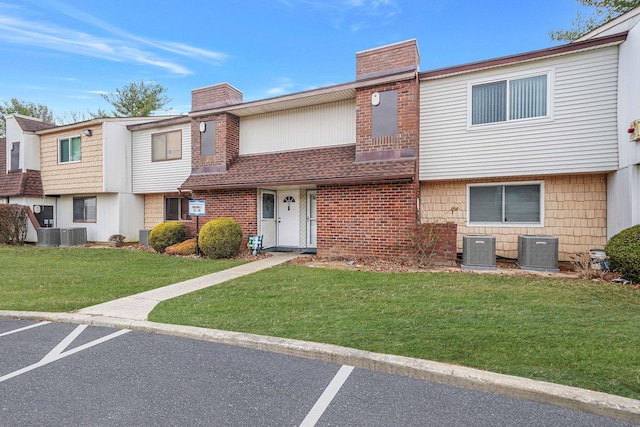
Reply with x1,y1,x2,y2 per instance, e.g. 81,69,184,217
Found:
165,197,190,221
468,182,542,225
73,196,97,223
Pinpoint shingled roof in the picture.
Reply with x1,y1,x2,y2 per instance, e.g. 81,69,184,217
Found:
180,144,415,190
14,116,57,132
0,137,44,197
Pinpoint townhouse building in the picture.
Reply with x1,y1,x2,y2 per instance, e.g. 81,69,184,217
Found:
2,6,638,263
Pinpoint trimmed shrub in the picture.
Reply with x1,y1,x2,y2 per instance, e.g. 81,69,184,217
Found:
165,238,197,256
0,204,28,245
198,217,243,259
149,221,186,253
605,224,640,283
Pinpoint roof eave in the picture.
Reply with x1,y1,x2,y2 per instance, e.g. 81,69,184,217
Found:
419,32,628,80
179,174,415,192
189,70,417,118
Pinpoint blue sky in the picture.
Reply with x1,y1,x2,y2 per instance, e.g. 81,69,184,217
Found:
0,0,591,121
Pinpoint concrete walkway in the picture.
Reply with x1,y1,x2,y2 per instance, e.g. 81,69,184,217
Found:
76,252,301,321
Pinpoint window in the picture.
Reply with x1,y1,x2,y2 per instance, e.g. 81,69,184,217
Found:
152,130,182,161
468,183,542,225
470,73,549,125
262,193,275,219
10,142,20,171
73,197,97,223
200,120,216,157
165,197,190,221
372,90,398,138
59,136,81,163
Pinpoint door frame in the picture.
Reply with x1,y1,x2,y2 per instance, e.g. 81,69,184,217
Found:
260,190,277,248
276,189,300,248
306,190,317,248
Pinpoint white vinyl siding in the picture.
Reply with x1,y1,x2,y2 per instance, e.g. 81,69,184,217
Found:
132,123,192,193
57,193,144,242
240,100,355,155
420,47,620,180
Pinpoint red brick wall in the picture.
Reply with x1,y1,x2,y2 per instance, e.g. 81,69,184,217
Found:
187,188,258,243
410,222,458,267
317,181,419,259
191,83,242,111
356,40,419,79
191,113,240,171
355,79,419,155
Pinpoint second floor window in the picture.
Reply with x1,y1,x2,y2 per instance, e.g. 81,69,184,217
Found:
152,130,182,161
59,136,81,163
471,73,549,126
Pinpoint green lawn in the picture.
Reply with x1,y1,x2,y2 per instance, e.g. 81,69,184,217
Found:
0,245,244,312
149,265,640,400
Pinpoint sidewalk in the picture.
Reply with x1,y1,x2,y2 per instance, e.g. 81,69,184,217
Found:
76,252,301,321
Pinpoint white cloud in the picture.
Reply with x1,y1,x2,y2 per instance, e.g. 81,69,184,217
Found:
0,1,229,76
279,0,400,31
265,78,296,96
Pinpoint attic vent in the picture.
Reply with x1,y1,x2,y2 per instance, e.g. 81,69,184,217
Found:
37,228,61,247
517,235,559,272
461,235,496,270
60,228,87,247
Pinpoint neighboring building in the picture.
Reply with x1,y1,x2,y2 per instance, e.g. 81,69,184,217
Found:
128,116,192,232
2,115,57,241
418,7,640,261
577,7,640,242
180,40,420,258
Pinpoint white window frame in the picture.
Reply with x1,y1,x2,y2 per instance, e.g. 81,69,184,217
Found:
467,181,544,227
58,135,82,164
152,130,182,162
467,68,554,130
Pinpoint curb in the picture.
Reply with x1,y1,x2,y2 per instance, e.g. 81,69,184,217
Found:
2,310,639,425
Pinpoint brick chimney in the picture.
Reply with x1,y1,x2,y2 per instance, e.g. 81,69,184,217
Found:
191,83,242,173
356,39,420,80
354,40,420,161
191,83,242,112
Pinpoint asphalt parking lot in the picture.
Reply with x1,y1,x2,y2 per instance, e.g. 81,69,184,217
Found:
0,320,636,426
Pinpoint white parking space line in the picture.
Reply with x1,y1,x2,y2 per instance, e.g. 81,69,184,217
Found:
41,324,88,364
0,325,130,384
0,321,51,337
300,365,354,427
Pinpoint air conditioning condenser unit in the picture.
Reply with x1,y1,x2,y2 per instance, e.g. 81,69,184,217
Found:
60,227,87,246
461,235,496,270
37,228,60,247
517,235,559,272
139,229,151,246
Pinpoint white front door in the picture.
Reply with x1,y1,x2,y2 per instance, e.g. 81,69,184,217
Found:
260,191,276,248
277,190,300,247
307,190,317,248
